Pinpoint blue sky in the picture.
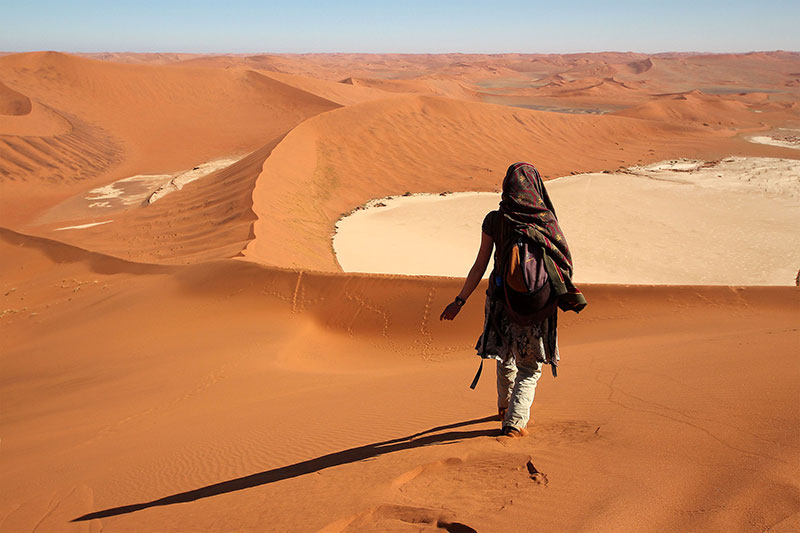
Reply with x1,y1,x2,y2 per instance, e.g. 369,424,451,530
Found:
2,0,798,54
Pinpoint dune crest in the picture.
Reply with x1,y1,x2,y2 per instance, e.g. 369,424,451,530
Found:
0,110,122,186
0,52,343,227
0,80,31,115
34,136,286,264
244,94,749,271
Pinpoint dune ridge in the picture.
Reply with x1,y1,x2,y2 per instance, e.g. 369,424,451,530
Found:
0,109,122,185
244,94,759,271
0,80,31,116
0,53,342,224
2,225,797,406
35,136,287,264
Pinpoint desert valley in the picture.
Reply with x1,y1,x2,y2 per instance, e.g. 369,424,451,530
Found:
1,50,799,531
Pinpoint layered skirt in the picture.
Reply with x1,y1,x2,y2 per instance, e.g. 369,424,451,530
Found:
475,273,559,376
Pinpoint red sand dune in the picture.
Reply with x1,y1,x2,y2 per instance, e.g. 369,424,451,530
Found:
0,52,340,223
1,228,798,531
42,136,286,264
614,89,800,129
528,76,647,104
340,75,482,101
8,51,795,268
244,93,780,271
257,71,391,106
1,51,799,531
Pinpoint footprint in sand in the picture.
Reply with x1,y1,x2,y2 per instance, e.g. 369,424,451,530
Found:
325,504,476,532
526,458,549,486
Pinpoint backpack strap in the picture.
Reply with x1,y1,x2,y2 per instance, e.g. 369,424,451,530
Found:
469,357,485,389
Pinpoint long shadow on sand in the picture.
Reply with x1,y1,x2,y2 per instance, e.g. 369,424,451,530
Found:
73,415,498,522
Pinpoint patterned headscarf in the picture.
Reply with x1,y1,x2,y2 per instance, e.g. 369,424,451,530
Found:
499,162,573,277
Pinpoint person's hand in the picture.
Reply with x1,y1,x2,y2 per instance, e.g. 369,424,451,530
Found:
439,301,462,321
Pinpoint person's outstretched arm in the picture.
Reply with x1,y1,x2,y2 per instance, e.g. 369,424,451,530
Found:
440,231,493,320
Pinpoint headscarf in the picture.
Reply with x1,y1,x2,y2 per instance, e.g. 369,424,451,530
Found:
499,162,586,313
500,162,572,275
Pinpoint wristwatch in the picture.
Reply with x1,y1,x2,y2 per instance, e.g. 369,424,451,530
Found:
454,296,466,306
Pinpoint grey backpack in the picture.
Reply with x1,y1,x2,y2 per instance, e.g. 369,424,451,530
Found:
502,237,557,325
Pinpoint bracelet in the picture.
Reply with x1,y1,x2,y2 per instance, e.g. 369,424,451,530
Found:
454,296,466,306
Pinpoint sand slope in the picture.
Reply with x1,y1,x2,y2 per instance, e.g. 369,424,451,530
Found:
257,71,398,106
615,90,800,130
38,136,286,264
1,228,798,531
0,52,341,224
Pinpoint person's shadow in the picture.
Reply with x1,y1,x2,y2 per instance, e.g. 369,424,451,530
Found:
73,415,498,522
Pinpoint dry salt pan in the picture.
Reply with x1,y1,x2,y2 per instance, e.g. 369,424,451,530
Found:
145,158,242,204
54,220,113,231
84,157,243,209
749,134,800,150
333,157,800,286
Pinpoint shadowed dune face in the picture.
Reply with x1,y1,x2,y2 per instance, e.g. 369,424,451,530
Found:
0,110,123,188
0,52,341,225
35,136,287,265
0,80,31,115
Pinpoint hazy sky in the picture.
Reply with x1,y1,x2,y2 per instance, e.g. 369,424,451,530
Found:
2,0,798,54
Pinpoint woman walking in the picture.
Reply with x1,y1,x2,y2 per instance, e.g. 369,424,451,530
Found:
440,162,586,437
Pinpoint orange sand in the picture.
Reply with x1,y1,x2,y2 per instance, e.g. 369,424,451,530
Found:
1,51,799,532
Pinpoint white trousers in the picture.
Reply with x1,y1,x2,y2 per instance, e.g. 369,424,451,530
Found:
496,355,542,430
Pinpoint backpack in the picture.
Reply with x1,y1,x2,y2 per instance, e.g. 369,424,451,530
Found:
469,235,558,390
501,236,557,325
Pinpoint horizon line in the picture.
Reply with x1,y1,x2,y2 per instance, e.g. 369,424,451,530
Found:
2,49,799,56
